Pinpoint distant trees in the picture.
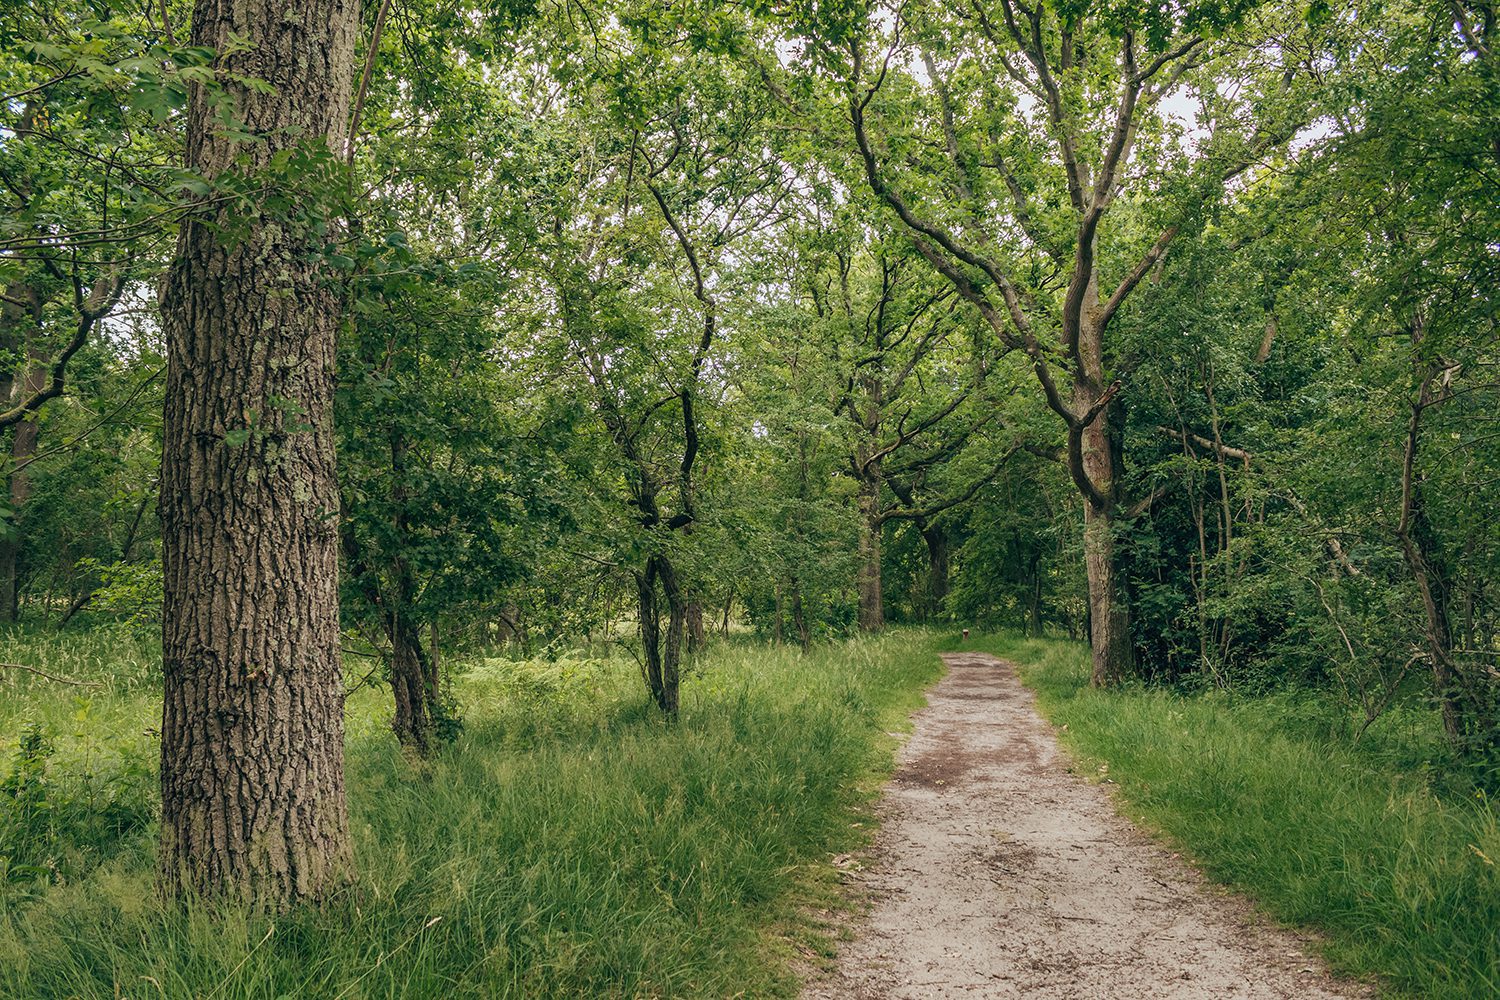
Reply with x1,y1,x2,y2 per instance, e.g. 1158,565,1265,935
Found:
529,28,791,714
0,0,174,623
763,234,1017,631
800,0,1311,684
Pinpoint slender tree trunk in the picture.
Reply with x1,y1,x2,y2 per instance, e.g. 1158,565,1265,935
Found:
1395,363,1496,749
1400,483,1463,741
385,430,445,754
772,580,785,645
686,600,705,653
919,522,949,622
1026,550,1044,637
0,523,14,625
1255,310,1277,364
157,0,358,906
790,575,810,650
856,474,884,632
636,554,683,716
0,288,43,624
1076,324,1134,687
389,611,437,755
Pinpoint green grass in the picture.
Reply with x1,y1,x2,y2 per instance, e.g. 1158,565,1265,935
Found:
0,628,943,999
951,632,1500,1000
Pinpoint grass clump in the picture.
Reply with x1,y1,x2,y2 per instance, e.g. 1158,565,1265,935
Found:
0,629,941,999
954,632,1500,1000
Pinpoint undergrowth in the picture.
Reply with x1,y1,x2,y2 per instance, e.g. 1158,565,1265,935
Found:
0,629,941,999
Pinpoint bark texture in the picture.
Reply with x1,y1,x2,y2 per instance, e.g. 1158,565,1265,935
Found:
1,357,46,620
157,0,358,906
1078,379,1134,686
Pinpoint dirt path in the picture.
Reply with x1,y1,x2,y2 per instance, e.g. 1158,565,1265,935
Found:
804,652,1371,1000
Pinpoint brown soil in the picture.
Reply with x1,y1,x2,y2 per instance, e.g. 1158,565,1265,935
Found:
802,653,1373,1000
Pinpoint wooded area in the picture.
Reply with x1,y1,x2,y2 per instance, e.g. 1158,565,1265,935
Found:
0,0,1497,993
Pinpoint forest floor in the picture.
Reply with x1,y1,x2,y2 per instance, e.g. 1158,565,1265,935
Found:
803,652,1373,1000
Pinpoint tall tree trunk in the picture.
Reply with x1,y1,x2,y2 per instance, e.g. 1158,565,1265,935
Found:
856,473,884,632
157,0,358,906
919,521,949,622
0,286,43,624
1075,322,1134,687
2,352,51,621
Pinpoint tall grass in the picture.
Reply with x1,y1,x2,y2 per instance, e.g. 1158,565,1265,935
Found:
955,633,1500,1000
0,629,942,999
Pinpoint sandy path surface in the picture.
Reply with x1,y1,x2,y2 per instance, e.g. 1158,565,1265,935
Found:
804,652,1371,1000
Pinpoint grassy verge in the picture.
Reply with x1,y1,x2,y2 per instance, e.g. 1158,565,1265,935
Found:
950,632,1499,1000
0,629,942,999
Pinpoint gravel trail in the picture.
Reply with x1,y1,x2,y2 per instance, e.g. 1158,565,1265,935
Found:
804,652,1371,1000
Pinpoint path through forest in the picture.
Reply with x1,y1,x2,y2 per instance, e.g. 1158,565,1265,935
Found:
804,652,1370,999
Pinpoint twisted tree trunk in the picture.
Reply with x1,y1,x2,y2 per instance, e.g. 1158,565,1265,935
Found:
636,553,684,717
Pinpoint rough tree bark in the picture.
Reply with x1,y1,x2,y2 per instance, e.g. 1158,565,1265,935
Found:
0,112,43,622
1076,309,1135,685
1,356,46,620
388,609,440,754
686,601,706,652
157,0,358,906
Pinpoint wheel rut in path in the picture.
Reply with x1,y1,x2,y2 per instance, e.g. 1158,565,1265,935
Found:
804,652,1370,1000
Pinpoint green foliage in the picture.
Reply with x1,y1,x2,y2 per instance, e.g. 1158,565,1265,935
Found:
0,724,55,884
2,0,1498,984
